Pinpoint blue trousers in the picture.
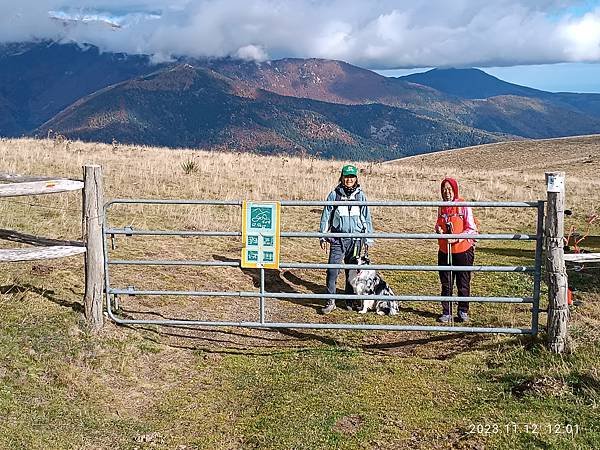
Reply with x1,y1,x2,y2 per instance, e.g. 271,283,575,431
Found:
326,238,362,299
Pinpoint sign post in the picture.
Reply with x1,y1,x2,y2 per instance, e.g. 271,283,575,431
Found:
241,201,281,269
241,201,281,324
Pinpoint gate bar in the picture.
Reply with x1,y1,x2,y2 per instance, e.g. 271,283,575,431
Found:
260,267,266,324
106,199,242,206
105,228,535,240
281,200,538,207
107,288,532,303
531,201,545,334
103,313,532,334
106,198,538,208
107,259,534,272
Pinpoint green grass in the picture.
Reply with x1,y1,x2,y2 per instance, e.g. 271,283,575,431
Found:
1,203,598,449
1,149,599,448
1,243,599,449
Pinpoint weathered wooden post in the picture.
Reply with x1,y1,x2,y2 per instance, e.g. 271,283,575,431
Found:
545,171,568,353
83,164,104,331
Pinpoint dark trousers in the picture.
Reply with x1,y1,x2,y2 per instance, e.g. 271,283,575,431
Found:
438,246,475,315
326,238,362,299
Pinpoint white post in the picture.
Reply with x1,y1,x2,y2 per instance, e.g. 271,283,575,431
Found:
83,165,104,332
545,171,568,353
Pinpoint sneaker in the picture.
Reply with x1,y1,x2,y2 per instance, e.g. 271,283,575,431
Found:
321,301,336,315
457,311,469,323
438,314,452,323
344,300,354,311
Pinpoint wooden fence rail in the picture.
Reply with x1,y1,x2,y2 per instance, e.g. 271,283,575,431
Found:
0,166,104,331
0,179,84,197
0,246,86,262
0,172,59,182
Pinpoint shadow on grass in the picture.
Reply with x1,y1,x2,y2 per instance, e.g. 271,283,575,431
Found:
281,270,323,294
116,307,492,358
568,268,600,293
212,254,323,312
116,315,340,355
477,246,536,259
362,332,486,359
395,305,439,319
112,304,541,360
0,283,83,313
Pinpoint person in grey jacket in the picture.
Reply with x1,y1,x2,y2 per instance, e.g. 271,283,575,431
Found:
319,164,374,314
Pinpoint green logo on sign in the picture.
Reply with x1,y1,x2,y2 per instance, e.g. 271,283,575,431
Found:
250,207,272,229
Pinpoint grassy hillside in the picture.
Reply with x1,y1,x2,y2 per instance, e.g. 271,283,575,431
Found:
0,136,599,449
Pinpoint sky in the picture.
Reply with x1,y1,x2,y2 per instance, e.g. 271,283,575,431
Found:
1,0,600,92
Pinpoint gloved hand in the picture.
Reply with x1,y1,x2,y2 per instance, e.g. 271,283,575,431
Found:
320,238,329,252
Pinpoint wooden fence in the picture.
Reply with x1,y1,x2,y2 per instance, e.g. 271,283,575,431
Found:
0,165,104,331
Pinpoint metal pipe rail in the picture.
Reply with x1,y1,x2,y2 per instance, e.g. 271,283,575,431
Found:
101,315,533,335
108,259,534,273
105,227,535,241
103,198,545,335
106,198,538,208
108,288,533,304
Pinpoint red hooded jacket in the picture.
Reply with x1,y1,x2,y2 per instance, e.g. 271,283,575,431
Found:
436,177,477,254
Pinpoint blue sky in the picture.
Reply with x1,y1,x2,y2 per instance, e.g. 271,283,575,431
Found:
1,0,600,93
486,63,600,93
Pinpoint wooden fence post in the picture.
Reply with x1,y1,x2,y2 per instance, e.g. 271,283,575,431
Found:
545,171,568,353
83,165,104,331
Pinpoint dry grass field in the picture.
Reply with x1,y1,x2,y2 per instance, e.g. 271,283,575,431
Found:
0,135,599,449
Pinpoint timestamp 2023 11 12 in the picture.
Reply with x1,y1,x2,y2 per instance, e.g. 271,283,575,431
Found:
467,423,582,436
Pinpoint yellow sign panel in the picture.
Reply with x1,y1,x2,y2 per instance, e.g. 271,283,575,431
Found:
241,201,281,269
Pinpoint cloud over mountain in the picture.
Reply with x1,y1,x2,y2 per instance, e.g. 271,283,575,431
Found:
1,0,600,69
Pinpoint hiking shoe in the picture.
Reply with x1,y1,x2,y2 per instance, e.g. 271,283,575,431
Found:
438,314,452,323
321,301,336,315
457,311,469,323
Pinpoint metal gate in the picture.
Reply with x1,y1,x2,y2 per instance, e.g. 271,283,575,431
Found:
103,199,544,334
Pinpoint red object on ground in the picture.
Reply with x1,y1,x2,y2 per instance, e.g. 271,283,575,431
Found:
567,287,573,306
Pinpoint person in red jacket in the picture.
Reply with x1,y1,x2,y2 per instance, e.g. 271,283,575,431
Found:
434,177,478,323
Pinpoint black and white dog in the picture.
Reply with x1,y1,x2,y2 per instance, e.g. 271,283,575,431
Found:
347,255,399,315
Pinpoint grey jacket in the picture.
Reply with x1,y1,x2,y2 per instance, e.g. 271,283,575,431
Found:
319,185,374,245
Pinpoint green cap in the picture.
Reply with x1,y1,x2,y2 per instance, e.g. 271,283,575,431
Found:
341,164,358,176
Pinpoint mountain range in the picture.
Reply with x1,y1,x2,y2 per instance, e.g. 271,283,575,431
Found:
2,41,599,160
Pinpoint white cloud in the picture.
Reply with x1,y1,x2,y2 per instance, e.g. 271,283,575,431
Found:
1,0,599,68
236,44,269,61
559,9,600,61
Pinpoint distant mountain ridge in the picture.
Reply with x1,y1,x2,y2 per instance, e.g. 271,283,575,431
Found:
2,41,600,160
401,67,600,119
401,68,545,99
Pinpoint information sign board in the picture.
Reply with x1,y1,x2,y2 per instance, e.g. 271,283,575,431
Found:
241,201,281,269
